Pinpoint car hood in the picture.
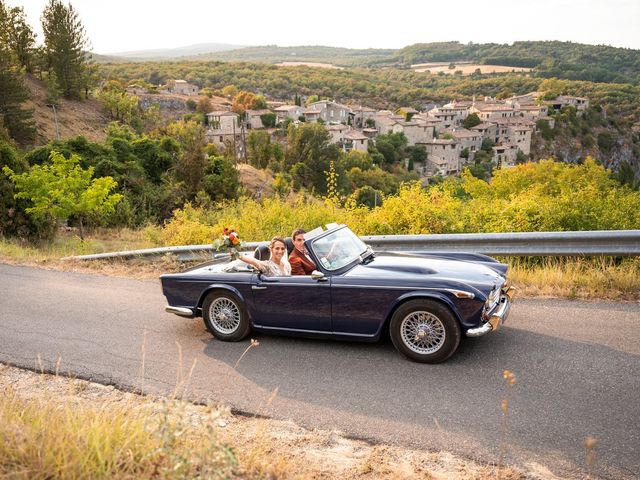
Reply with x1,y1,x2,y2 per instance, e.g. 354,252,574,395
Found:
345,253,505,290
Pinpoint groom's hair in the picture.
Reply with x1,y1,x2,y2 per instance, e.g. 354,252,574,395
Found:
292,228,306,240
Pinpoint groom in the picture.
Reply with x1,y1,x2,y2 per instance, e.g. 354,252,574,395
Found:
289,228,317,275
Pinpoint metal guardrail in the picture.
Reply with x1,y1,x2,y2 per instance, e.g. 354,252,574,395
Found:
63,230,640,261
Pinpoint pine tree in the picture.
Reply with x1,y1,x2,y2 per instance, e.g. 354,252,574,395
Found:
0,48,35,144
41,0,90,99
0,2,37,72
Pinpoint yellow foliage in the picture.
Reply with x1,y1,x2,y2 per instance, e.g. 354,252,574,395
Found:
159,159,640,244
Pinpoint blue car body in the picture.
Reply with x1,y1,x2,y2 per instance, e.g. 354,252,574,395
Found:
161,225,514,361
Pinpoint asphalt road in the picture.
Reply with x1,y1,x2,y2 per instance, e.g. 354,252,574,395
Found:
1,263,638,479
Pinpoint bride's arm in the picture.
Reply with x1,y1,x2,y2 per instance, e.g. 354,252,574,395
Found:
239,254,262,270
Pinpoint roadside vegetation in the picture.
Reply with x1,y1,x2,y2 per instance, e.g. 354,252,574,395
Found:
2,158,639,300
0,363,529,480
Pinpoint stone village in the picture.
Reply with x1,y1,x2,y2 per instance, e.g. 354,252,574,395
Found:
144,79,589,178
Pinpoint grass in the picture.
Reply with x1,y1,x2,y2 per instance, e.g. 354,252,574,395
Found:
506,256,640,300
1,364,528,480
0,382,237,479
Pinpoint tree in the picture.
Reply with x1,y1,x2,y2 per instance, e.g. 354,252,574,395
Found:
202,155,239,202
260,112,276,128
285,123,340,193
463,113,481,129
232,91,267,115
41,0,90,99
165,120,207,200
3,150,122,239
0,48,35,144
0,2,37,72
196,96,212,114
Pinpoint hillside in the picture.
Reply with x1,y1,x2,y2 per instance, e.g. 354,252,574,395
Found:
98,41,640,84
23,75,110,146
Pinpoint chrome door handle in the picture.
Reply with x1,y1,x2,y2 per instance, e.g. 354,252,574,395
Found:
252,286,267,290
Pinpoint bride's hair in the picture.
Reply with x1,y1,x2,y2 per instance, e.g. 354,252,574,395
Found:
269,237,286,250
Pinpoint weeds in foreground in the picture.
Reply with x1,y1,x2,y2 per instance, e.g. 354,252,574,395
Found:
497,370,517,479
0,382,237,479
584,436,598,479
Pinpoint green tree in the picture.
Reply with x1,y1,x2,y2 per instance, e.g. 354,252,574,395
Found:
463,113,481,129
0,140,56,240
41,0,90,99
285,123,340,194
165,120,207,200
202,154,239,202
0,49,35,144
97,88,139,123
45,70,62,106
0,2,37,72
3,150,122,239
260,112,277,128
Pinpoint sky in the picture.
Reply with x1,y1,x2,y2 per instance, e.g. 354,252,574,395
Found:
16,0,640,54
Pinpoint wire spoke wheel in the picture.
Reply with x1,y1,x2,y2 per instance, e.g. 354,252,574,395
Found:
400,311,446,355
209,297,241,334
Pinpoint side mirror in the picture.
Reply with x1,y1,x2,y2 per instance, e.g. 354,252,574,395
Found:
311,270,327,281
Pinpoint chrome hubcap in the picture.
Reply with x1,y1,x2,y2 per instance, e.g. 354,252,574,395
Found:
400,311,446,354
209,298,241,334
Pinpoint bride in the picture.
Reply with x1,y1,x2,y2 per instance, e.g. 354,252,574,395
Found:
238,237,291,276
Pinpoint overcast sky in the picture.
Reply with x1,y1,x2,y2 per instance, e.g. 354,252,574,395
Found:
16,0,640,53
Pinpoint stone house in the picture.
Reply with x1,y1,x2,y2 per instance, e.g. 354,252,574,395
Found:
344,130,369,152
306,100,350,123
492,144,518,167
303,108,322,123
549,95,589,112
447,128,482,160
167,79,199,95
470,122,498,140
349,105,377,128
507,125,533,155
516,104,548,120
470,103,517,121
326,124,349,144
245,109,273,129
205,111,240,149
274,105,305,123
400,121,434,145
418,139,462,176
430,102,470,126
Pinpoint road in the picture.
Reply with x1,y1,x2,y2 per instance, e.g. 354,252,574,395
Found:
1,263,638,479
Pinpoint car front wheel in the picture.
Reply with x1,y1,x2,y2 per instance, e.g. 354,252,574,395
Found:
389,300,461,363
202,291,250,341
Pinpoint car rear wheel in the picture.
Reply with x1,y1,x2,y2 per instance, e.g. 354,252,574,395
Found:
202,291,250,341
389,299,461,363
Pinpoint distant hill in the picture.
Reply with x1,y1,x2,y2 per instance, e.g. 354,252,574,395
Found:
395,41,640,83
107,42,245,60
97,41,640,84
187,45,397,67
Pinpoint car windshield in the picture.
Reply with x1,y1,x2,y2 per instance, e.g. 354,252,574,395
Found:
310,227,368,271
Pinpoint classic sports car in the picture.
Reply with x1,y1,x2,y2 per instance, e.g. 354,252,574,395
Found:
161,224,515,363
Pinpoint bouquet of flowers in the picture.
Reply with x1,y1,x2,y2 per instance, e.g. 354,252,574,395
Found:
213,227,244,260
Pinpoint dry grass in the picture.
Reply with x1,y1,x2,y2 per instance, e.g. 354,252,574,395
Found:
0,365,530,480
507,256,640,300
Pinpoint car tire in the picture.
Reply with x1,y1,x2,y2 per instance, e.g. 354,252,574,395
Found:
202,291,251,341
389,299,461,363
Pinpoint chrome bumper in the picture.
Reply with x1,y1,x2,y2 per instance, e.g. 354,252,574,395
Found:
165,306,195,317
466,288,514,338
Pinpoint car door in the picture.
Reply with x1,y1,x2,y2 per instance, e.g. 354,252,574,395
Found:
250,274,331,332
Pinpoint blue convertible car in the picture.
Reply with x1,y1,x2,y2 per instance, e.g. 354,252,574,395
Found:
161,224,514,363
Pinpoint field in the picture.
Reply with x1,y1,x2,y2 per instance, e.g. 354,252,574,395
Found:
411,62,533,75
275,61,343,69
